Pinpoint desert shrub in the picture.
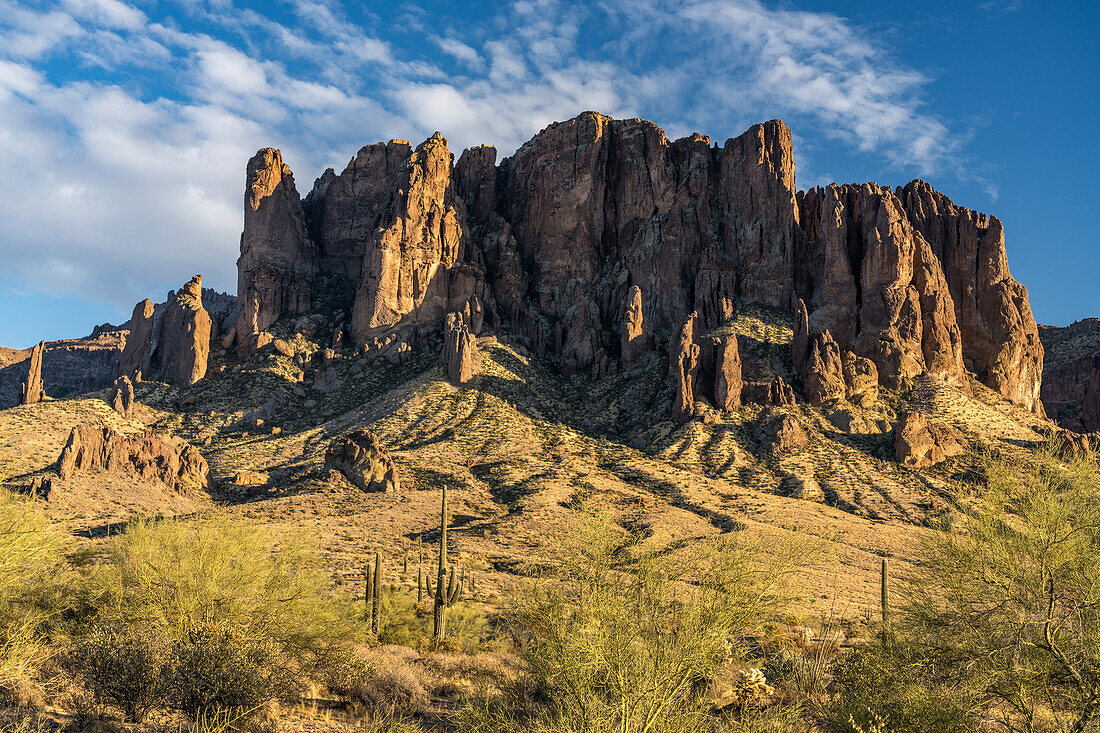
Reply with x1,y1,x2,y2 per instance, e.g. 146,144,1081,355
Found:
166,626,292,720
497,509,816,733
720,703,812,732
357,661,428,716
824,641,974,733
64,624,167,722
0,489,70,695
317,646,375,699
376,587,493,654
906,449,1100,732
74,513,365,718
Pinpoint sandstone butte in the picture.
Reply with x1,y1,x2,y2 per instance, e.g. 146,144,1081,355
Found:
113,111,1044,420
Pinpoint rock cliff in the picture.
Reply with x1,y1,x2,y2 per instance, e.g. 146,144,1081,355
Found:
232,111,1044,417
1040,319,1100,432
119,276,211,387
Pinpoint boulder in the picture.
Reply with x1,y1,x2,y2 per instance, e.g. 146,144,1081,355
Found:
842,351,879,406
765,412,809,455
802,330,846,405
894,412,966,468
56,424,210,491
324,429,400,493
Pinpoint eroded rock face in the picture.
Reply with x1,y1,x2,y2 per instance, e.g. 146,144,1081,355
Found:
119,277,211,387
110,376,134,418
714,334,743,412
56,424,210,491
743,377,797,407
444,312,478,387
899,180,1043,413
229,111,1044,416
621,285,650,370
19,341,45,405
1039,320,1100,432
119,300,154,379
894,412,966,468
154,276,212,386
347,133,480,340
798,184,966,391
671,313,702,421
237,148,314,338
842,351,879,406
324,429,400,493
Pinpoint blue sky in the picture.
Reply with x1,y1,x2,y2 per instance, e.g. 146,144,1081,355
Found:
0,0,1096,348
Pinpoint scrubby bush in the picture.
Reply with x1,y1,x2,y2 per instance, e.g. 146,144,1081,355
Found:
491,509,816,733
824,641,973,733
905,449,1100,732
64,624,167,723
70,513,365,720
166,626,292,720
375,586,494,654
0,488,70,698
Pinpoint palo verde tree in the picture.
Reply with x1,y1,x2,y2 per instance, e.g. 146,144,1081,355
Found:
907,447,1100,733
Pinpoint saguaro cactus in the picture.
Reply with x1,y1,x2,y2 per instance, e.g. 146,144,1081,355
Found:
433,484,449,639
373,550,382,635
880,557,890,638
365,561,375,627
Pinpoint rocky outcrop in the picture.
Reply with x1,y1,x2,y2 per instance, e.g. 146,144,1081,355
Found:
236,148,314,340
229,111,1043,416
898,180,1043,413
119,300,154,379
56,424,210,492
797,185,966,392
153,276,211,386
671,313,702,421
324,429,400,493
894,412,966,468
1039,320,1100,432
0,329,124,409
621,285,650,370
444,313,478,387
743,377,797,407
714,334,743,412
119,276,211,387
110,376,134,418
765,412,809,455
842,351,879,406
19,341,44,405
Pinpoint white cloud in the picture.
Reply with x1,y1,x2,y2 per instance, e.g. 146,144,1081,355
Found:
0,0,971,323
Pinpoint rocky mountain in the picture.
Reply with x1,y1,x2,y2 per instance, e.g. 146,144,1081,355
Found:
1040,318,1100,432
222,111,1043,418
0,327,125,409
0,111,1085,622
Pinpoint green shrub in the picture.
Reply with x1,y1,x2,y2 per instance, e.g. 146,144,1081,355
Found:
166,626,292,720
74,513,365,719
501,509,817,733
906,449,1100,732
64,624,167,723
376,587,493,654
0,488,70,691
824,642,973,733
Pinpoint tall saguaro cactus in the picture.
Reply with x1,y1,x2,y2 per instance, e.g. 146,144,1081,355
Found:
880,557,890,639
433,484,449,639
372,550,382,635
